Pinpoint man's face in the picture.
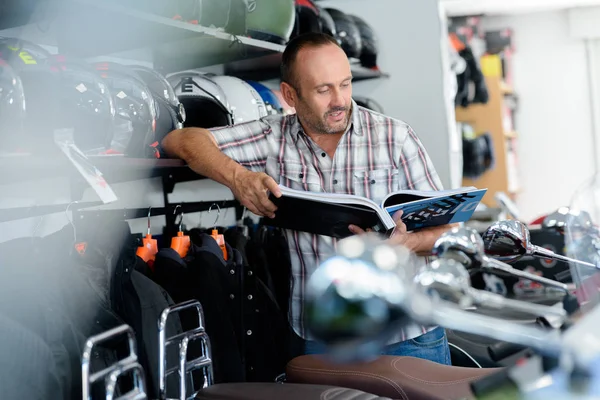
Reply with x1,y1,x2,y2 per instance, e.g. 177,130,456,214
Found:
285,44,353,135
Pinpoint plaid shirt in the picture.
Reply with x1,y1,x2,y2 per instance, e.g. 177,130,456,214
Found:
211,100,444,342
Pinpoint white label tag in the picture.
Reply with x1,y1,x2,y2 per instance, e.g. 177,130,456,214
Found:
54,129,118,204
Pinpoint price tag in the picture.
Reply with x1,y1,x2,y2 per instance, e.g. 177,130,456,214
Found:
54,129,118,204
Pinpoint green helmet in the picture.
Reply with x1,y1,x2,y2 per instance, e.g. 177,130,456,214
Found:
246,0,295,45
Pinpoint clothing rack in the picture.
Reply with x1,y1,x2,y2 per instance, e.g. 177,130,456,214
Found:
2,160,293,394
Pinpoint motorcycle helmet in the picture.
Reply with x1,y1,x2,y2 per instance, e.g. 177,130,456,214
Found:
348,15,378,69
209,75,268,123
246,80,283,115
292,0,321,38
93,62,158,157
48,56,117,155
246,0,295,45
0,59,26,153
126,65,186,144
168,70,233,128
0,54,62,154
315,5,337,39
353,96,384,114
325,8,362,59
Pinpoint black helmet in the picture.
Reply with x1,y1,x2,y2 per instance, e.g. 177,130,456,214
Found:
0,50,62,154
324,8,362,59
127,64,186,144
0,50,116,155
0,39,55,153
48,55,117,155
292,0,321,38
348,15,378,69
315,5,337,39
93,62,158,158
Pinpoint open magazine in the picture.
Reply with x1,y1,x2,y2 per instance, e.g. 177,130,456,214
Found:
266,185,487,238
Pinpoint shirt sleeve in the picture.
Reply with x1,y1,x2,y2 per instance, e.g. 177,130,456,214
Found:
209,119,272,173
398,125,444,191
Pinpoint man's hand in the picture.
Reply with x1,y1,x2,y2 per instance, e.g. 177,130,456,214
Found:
350,210,412,246
349,210,457,255
231,169,282,218
387,210,410,246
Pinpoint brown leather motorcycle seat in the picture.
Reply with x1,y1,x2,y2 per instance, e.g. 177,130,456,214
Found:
195,382,392,400
286,355,504,400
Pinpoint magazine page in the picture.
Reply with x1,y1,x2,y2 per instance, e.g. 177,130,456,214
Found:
383,188,487,231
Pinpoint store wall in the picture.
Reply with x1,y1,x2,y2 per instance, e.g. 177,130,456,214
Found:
0,0,457,242
482,11,596,222
320,0,459,190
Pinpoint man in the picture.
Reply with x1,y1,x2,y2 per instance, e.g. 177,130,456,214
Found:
162,32,454,364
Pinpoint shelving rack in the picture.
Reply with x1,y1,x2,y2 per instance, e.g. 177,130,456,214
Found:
456,55,520,208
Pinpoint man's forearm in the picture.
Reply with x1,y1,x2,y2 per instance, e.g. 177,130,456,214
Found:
161,128,245,189
406,223,459,256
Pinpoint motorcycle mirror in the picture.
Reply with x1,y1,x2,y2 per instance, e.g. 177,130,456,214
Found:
413,256,474,306
481,220,530,263
483,220,596,269
432,226,485,268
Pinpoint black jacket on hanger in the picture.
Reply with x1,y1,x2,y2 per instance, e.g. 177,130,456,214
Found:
220,225,291,382
89,219,186,399
199,226,291,382
152,234,246,387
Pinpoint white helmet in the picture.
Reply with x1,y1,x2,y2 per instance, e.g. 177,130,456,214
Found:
210,75,268,124
167,70,233,128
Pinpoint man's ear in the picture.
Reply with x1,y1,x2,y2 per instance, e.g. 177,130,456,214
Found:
280,81,297,108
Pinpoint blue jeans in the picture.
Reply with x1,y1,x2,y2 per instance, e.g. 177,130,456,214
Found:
304,326,451,365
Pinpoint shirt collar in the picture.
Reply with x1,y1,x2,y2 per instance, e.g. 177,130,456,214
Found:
290,98,363,142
